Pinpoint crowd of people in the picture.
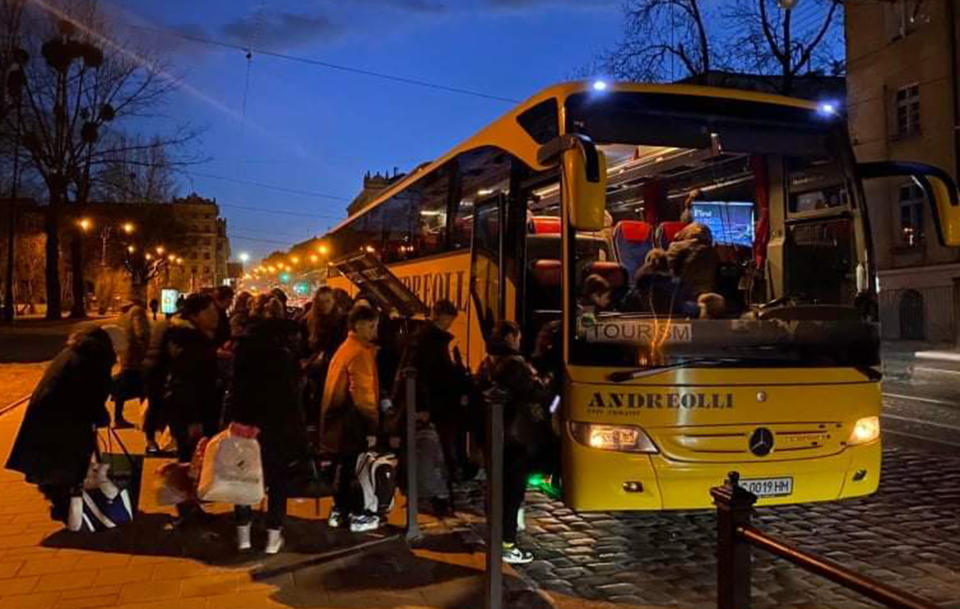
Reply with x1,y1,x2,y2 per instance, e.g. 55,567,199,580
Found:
6,282,555,564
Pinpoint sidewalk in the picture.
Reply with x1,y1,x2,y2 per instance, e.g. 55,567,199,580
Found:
0,398,559,609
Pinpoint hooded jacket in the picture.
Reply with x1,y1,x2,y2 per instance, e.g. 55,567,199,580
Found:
6,327,115,487
665,222,719,301
320,332,379,454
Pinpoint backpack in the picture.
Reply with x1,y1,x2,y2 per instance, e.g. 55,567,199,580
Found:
356,451,398,517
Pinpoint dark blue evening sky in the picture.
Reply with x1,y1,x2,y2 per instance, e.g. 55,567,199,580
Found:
109,0,622,260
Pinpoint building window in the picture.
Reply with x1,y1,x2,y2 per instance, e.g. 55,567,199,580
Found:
899,183,924,247
895,84,920,138
203,266,210,274
203,252,211,260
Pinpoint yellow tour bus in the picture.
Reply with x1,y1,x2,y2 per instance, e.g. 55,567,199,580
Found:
324,81,960,511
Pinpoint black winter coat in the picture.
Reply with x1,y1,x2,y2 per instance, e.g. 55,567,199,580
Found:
226,318,308,463
397,323,459,421
477,343,553,453
163,318,219,431
6,328,115,487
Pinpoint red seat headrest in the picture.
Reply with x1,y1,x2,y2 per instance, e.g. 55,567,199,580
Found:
530,216,561,234
584,261,627,289
531,259,561,287
615,220,652,243
658,221,689,244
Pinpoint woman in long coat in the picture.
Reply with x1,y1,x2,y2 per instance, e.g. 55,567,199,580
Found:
227,296,308,553
6,326,115,524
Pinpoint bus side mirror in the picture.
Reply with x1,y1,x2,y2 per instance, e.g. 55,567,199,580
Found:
858,161,960,247
538,134,607,232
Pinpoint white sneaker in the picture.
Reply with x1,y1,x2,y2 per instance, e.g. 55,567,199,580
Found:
265,528,283,554
517,507,526,532
67,496,83,532
349,513,380,533
236,524,251,551
502,543,534,565
328,508,343,528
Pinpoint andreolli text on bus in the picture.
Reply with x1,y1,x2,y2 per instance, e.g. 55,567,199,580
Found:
587,391,735,411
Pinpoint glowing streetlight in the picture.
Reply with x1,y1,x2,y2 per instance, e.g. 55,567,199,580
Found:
145,253,153,261
239,252,250,263
310,254,318,263
126,245,136,254
156,246,165,255
318,244,329,256
290,256,300,265
176,257,184,264
78,218,92,231
121,222,135,235
168,254,176,262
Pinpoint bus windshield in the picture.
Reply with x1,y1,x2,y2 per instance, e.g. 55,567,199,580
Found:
560,91,879,370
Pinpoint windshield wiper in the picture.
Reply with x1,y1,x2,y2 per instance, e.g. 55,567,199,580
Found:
608,358,747,383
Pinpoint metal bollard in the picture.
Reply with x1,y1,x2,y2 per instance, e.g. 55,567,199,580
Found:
485,398,504,609
403,367,422,542
711,471,757,609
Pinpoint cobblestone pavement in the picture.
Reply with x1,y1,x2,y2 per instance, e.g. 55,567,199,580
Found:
502,443,960,609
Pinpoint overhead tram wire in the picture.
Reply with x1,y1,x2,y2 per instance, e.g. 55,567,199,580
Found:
124,23,521,105
218,201,343,220
184,170,350,201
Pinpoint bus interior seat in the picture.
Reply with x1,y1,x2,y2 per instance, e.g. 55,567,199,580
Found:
655,221,689,248
529,258,562,310
580,260,629,303
529,216,561,234
612,220,653,280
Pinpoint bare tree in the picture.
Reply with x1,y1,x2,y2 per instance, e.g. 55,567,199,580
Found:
725,0,842,94
5,0,192,319
594,0,714,83
94,134,182,203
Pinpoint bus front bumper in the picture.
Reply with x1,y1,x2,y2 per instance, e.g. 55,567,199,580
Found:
561,437,881,511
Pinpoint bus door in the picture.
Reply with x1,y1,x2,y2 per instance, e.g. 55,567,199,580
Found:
470,193,507,342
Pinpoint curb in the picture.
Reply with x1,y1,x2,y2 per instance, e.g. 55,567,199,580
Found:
0,394,30,417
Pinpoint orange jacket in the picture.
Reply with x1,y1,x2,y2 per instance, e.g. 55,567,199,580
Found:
319,332,379,454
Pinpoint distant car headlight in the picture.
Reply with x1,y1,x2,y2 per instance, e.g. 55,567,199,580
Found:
569,422,658,453
848,416,880,445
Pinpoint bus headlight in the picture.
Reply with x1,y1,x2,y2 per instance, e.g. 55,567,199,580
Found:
848,416,880,445
569,422,658,453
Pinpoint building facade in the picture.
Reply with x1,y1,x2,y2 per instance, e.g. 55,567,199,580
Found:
170,194,231,290
846,0,960,343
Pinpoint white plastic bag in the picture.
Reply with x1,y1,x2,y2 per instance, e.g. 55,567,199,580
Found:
196,425,264,505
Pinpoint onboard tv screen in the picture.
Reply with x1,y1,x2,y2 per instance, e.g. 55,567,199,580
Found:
691,201,755,247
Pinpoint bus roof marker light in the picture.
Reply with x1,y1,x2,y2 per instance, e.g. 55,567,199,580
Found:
592,79,608,92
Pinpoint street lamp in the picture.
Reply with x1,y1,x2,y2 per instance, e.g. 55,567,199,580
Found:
122,222,134,235
239,252,250,263
78,218,92,231
318,244,329,256
156,245,165,255
127,245,135,254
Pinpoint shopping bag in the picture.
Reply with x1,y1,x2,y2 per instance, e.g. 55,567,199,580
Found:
155,462,194,506
79,487,133,532
196,424,264,505
356,451,398,516
95,428,142,512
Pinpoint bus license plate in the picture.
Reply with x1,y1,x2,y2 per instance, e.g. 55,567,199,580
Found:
741,477,793,497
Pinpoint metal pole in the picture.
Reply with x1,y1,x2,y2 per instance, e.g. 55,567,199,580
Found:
711,471,756,609
485,396,504,609
403,367,421,542
3,95,21,323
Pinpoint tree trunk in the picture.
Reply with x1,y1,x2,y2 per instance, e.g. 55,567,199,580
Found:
43,206,61,320
69,233,86,318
